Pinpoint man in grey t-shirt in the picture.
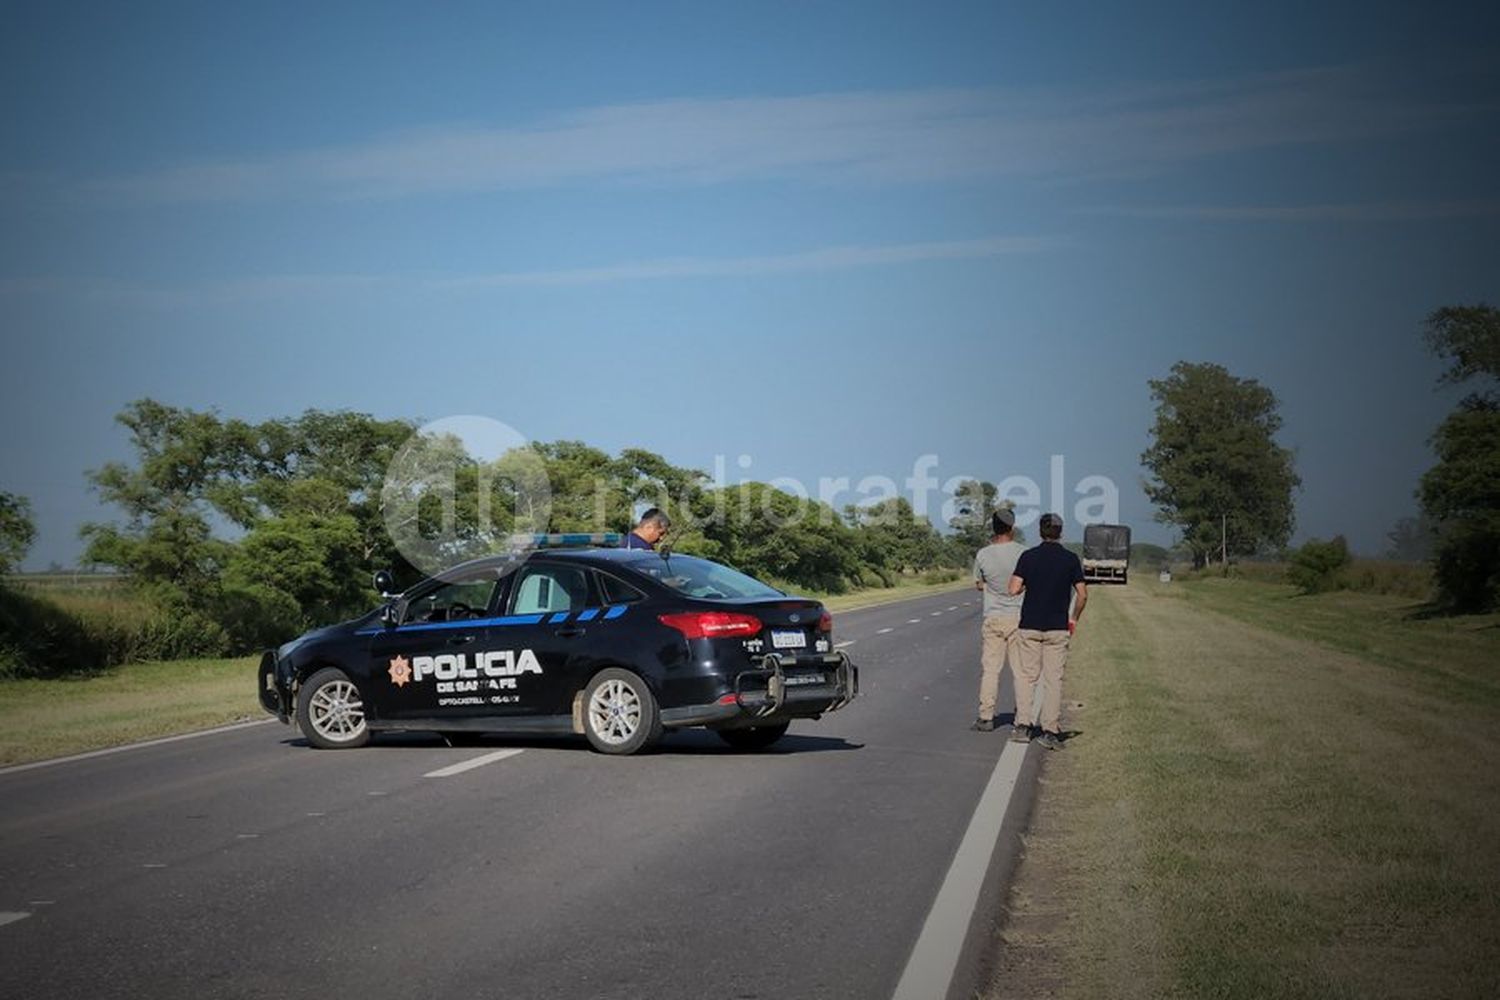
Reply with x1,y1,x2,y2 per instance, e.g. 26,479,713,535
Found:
970,508,1025,731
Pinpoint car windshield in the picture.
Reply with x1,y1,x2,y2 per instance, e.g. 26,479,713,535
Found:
623,553,783,600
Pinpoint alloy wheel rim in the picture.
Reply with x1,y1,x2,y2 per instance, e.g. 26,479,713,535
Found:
310,680,366,742
587,678,642,745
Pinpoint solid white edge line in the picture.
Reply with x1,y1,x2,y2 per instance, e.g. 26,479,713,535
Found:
891,741,1027,1000
0,719,277,777
424,748,525,778
0,911,31,928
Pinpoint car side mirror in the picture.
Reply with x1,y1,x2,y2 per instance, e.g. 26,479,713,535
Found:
373,570,396,597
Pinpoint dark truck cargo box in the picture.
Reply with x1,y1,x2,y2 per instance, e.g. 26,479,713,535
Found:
1082,524,1131,583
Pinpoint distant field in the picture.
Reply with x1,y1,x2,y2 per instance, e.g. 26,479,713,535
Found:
992,578,1500,999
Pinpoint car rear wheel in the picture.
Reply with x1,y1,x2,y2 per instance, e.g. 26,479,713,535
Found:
715,722,790,751
296,667,370,749
582,668,662,755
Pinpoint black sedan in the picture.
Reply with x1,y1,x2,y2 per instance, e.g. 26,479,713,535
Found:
258,536,858,754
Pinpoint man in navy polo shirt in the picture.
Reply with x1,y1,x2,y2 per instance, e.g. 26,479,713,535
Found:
1007,512,1088,750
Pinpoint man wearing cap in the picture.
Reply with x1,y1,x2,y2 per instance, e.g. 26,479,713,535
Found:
625,508,671,550
970,508,1025,732
1008,512,1087,750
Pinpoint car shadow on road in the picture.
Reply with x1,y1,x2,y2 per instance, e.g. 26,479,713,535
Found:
280,730,864,756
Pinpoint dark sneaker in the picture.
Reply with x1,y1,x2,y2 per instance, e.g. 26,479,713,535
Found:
1035,731,1065,751
1009,723,1032,743
971,718,996,732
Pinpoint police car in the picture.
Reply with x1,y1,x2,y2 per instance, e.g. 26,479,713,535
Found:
258,534,858,755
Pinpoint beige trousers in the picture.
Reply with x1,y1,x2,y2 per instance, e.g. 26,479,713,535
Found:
978,613,1022,720
1017,628,1070,733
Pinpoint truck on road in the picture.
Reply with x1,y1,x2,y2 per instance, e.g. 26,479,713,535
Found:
1082,524,1131,584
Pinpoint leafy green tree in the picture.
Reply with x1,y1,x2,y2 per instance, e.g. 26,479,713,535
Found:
1130,542,1171,567
0,491,36,576
1287,536,1352,594
1385,514,1437,562
1418,303,1500,612
81,401,238,603
1141,362,1301,568
699,483,860,592
847,497,951,580
947,479,997,554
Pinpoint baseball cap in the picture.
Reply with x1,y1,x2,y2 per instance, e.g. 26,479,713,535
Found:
991,508,1016,533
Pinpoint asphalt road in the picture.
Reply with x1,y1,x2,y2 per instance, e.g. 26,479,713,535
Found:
0,587,1031,1000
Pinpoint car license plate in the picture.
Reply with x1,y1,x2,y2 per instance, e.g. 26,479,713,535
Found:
771,629,807,649
784,672,824,687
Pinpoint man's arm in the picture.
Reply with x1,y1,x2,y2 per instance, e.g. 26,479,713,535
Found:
973,555,985,591
1007,573,1025,596
1071,581,1088,623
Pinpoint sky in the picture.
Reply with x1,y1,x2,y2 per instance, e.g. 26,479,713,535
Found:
2,0,1498,568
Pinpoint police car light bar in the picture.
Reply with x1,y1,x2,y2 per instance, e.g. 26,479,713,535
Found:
508,532,624,549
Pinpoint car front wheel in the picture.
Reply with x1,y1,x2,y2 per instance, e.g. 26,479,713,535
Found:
296,667,370,749
582,668,662,755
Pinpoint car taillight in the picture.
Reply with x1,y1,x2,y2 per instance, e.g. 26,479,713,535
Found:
658,611,763,640
818,610,833,633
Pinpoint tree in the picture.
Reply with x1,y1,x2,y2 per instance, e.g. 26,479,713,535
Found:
1385,514,1437,562
1417,305,1500,611
1287,536,1352,594
1424,305,1500,387
1141,362,1300,568
0,492,36,576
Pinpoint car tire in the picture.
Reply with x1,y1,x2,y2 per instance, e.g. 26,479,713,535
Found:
582,668,663,755
296,667,371,750
715,722,791,751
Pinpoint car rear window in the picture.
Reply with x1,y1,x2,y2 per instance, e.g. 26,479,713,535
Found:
623,554,782,600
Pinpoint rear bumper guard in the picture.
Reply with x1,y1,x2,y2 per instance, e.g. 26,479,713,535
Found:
733,650,858,718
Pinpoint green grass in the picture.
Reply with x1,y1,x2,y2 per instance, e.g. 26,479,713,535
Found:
819,574,969,613
1000,579,1500,999
0,655,260,766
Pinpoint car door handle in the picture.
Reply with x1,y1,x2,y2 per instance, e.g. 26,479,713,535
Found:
446,634,475,646
554,627,587,639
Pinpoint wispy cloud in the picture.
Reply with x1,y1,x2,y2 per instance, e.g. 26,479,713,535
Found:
0,235,1051,303
1082,198,1500,223
62,65,1473,205
439,236,1054,288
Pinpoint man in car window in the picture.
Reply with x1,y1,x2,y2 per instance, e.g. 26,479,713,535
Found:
625,508,671,550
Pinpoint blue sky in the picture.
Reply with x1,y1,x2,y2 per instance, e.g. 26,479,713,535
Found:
2,1,1498,567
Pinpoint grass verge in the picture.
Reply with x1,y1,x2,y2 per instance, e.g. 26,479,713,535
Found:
991,579,1500,999
0,655,260,767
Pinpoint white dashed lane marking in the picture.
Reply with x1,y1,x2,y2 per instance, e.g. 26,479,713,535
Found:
0,912,31,928
946,606,958,611
878,627,893,634
930,611,943,617
908,619,922,624
424,748,525,779
834,641,856,649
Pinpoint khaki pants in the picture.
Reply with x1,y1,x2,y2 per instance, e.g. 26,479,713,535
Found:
978,613,1022,720
1017,628,1070,733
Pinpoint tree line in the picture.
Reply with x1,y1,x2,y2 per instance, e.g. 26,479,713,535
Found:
2,400,982,654
1138,303,1499,612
